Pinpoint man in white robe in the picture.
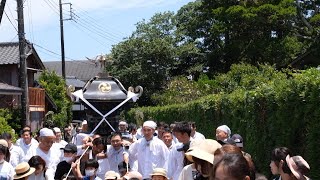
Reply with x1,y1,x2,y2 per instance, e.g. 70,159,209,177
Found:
129,120,169,180
167,121,192,180
24,128,62,180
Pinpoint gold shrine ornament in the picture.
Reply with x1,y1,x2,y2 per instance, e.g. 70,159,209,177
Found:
98,82,112,93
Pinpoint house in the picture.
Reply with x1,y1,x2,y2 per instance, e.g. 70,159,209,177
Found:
0,42,57,130
42,60,105,121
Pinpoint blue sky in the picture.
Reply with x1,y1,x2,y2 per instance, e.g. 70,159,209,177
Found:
0,0,194,61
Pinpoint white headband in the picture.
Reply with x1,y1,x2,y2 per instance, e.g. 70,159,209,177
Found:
143,120,157,129
39,128,55,137
217,125,231,137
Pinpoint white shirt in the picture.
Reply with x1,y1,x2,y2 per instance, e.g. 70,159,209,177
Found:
0,161,14,180
167,143,185,180
88,150,110,180
18,139,39,159
129,137,169,179
28,172,45,180
9,145,24,167
178,164,197,180
106,146,128,173
192,132,205,140
25,145,61,180
16,138,38,147
54,140,68,149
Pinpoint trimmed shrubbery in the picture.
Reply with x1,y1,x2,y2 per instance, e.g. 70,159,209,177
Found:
126,64,320,178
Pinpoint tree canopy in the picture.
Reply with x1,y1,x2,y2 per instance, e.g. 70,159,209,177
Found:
107,0,320,106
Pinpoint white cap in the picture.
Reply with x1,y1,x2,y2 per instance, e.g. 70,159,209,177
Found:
143,120,157,129
53,127,61,133
39,128,55,137
216,125,231,137
119,121,127,126
82,120,87,125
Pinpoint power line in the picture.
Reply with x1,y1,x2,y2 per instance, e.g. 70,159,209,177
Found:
72,5,126,38
69,20,109,47
33,43,76,61
4,11,18,32
42,0,59,15
72,12,122,41
72,17,119,43
6,5,18,27
26,0,35,42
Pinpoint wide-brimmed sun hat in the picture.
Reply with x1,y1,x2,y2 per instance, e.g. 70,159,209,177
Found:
14,162,35,179
123,171,142,180
0,139,8,147
185,139,222,164
104,171,120,180
286,155,310,180
150,168,168,179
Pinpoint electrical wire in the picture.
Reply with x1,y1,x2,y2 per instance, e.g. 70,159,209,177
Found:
72,4,126,38
72,16,119,43
26,0,35,42
33,43,76,61
72,12,122,42
4,11,18,32
69,20,109,47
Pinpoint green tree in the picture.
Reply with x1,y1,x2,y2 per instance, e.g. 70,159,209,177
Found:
177,0,308,73
108,12,177,106
38,71,72,127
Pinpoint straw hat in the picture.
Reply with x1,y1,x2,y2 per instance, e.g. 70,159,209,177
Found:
150,168,168,179
14,162,35,179
123,171,142,180
0,139,8,147
185,139,222,164
104,171,120,180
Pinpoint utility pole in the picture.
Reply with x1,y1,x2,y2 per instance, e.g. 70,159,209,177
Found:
0,0,7,24
17,0,29,126
59,0,66,79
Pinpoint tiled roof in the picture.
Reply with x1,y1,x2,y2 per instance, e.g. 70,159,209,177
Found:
43,60,104,81
0,42,45,69
0,82,22,95
66,76,86,88
0,42,20,65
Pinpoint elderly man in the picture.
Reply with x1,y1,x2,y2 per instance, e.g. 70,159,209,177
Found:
25,128,62,180
129,120,169,180
215,125,231,141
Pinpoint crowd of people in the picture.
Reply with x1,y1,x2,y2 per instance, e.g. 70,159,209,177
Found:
0,120,312,180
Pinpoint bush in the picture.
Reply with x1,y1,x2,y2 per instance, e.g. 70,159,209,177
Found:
126,64,320,179
0,108,18,141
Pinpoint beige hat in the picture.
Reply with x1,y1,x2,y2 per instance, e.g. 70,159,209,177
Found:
0,139,8,147
150,168,168,179
123,171,142,180
286,155,310,180
14,162,35,179
104,171,120,180
185,139,222,164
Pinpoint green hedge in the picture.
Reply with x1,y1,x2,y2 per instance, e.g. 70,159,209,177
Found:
126,66,320,178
